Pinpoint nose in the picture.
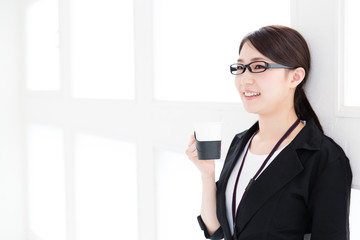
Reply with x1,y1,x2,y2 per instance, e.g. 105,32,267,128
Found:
237,70,255,86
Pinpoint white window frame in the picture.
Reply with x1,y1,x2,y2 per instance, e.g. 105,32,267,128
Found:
21,1,360,240
336,0,360,118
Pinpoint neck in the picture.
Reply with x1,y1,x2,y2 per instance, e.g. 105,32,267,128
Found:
257,111,299,141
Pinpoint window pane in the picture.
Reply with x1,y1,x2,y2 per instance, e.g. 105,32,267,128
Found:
153,0,290,102
350,189,360,239
155,149,204,240
25,0,60,91
74,134,137,240
27,125,65,240
70,0,135,99
344,0,360,106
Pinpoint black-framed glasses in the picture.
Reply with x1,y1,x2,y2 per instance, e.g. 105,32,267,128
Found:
230,61,294,75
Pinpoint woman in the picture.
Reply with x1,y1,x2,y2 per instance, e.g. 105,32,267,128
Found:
185,25,352,240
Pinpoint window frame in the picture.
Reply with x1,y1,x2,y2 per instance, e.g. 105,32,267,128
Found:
22,1,360,240
336,0,360,118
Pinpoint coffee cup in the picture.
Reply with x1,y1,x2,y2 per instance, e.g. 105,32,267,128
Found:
193,122,222,160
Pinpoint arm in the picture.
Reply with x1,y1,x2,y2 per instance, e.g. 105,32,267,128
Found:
309,155,352,240
186,135,223,239
200,174,221,235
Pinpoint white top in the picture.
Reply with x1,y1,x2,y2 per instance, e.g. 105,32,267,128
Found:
225,138,288,235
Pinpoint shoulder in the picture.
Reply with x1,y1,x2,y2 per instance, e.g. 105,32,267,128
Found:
293,125,353,196
294,118,348,165
299,132,352,184
318,134,347,162
289,118,352,183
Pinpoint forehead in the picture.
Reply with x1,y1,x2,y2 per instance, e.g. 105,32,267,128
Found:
238,41,270,63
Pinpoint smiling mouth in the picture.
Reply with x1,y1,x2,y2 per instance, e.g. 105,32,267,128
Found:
244,92,261,97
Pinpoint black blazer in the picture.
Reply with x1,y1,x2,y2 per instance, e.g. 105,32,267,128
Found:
198,118,352,240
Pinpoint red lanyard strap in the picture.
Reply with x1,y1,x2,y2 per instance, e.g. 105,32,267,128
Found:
231,117,301,239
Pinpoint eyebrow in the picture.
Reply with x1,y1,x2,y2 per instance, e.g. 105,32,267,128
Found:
237,57,267,63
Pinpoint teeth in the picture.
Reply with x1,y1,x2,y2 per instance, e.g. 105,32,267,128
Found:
244,92,260,97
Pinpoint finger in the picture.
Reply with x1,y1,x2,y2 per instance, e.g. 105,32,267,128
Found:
185,148,191,156
188,134,195,146
187,148,197,157
190,151,198,158
188,143,197,152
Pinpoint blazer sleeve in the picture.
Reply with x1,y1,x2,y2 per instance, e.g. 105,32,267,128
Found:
308,154,352,240
197,215,224,239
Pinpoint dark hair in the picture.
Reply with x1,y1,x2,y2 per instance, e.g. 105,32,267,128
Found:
239,25,323,133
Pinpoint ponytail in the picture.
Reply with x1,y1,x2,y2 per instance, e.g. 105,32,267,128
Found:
294,88,323,133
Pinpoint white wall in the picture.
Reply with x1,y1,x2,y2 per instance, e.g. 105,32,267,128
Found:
0,0,26,239
293,0,360,189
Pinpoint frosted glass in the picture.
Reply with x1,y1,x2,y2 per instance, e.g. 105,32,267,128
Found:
70,0,135,99
155,149,204,240
25,0,60,90
74,134,137,240
350,189,360,239
153,0,290,102
344,0,360,106
27,125,66,240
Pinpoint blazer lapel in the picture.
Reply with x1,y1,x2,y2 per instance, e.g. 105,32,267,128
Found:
216,123,259,239
235,143,304,235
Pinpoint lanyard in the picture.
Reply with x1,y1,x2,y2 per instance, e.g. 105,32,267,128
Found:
231,117,300,239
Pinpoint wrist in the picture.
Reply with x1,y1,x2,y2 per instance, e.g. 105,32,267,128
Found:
201,173,215,182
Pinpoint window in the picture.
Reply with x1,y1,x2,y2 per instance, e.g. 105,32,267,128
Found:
25,0,60,91
343,0,360,107
70,0,135,99
153,0,290,102
155,148,224,239
24,0,137,239
74,134,137,240
27,125,66,240
155,149,203,240
22,1,359,240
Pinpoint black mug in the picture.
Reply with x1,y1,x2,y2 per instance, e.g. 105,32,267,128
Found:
194,131,221,160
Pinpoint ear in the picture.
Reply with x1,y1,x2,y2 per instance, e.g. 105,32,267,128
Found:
289,67,305,89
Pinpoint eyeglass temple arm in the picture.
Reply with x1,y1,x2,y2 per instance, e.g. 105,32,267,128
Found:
267,63,294,69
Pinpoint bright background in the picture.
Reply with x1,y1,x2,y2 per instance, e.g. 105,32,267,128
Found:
0,0,359,239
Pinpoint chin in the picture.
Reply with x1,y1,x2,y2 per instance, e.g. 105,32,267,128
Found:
242,104,261,115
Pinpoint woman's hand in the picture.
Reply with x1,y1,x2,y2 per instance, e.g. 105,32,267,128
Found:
185,134,215,179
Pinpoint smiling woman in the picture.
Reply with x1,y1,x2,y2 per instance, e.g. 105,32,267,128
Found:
186,25,352,240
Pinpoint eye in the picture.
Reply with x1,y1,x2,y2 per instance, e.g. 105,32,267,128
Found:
254,64,266,69
250,62,267,72
236,65,245,70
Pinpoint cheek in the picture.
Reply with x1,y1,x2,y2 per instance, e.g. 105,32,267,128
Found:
261,77,289,99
